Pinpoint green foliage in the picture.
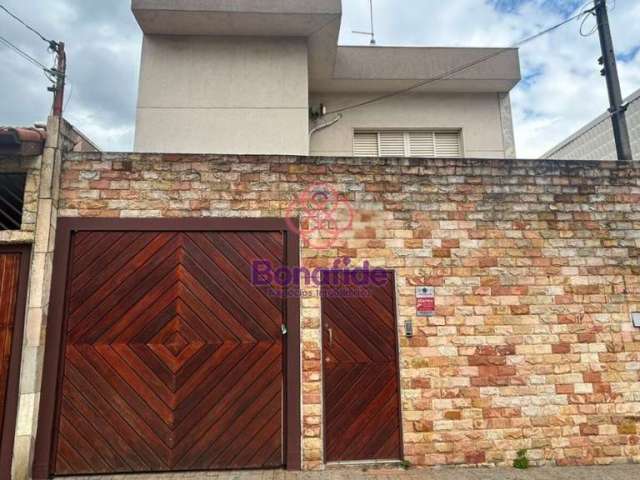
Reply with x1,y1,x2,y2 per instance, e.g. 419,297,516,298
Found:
513,449,530,470
400,459,412,470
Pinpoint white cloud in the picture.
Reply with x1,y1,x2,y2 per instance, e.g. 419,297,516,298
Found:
0,0,141,150
340,0,640,158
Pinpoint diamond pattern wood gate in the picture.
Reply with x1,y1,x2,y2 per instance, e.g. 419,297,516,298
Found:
321,270,402,462
52,230,288,475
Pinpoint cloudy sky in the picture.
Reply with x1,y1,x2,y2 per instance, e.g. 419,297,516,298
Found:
0,0,638,157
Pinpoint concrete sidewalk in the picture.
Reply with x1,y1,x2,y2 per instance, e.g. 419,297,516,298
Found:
59,464,640,480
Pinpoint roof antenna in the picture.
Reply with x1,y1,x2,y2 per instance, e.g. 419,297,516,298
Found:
353,0,376,45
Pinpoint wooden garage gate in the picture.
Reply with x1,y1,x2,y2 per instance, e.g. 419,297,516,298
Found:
33,219,300,478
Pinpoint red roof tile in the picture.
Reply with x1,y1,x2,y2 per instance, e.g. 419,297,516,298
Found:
0,127,47,156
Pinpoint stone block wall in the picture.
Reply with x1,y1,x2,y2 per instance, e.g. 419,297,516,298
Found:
6,116,77,480
1,118,97,479
57,153,640,469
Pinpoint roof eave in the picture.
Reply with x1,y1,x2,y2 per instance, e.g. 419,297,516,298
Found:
0,127,47,157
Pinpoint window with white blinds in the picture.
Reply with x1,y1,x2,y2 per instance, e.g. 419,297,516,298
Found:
353,130,463,158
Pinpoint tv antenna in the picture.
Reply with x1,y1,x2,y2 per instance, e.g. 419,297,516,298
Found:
353,0,376,45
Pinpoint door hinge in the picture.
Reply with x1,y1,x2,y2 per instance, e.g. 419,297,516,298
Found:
281,324,288,335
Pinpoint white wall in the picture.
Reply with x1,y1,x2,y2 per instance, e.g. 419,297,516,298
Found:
134,36,514,158
134,35,309,155
309,92,508,158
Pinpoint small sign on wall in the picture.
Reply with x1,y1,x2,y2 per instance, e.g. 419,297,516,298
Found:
416,286,435,317
632,312,640,328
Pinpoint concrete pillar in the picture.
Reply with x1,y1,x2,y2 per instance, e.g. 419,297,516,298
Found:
12,116,62,480
499,92,517,159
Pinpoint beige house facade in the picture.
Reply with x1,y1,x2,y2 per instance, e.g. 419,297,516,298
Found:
132,0,521,158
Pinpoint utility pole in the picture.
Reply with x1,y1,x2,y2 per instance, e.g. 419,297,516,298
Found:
594,0,633,160
49,41,66,117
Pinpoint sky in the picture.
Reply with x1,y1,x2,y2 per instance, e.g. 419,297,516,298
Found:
0,0,638,158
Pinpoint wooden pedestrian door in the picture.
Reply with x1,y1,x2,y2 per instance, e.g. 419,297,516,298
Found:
51,230,287,475
0,252,20,435
0,246,30,479
321,270,402,463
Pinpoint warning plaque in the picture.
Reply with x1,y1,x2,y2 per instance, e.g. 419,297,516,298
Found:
416,287,435,317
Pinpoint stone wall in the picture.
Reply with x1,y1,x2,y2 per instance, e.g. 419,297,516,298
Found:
58,153,640,469
10,116,72,480
0,118,98,479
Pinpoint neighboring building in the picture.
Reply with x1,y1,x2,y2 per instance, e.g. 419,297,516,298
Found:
542,88,640,160
132,0,521,158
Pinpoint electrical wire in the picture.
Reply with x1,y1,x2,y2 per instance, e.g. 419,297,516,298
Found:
577,0,596,15
0,4,54,46
310,114,343,136
580,0,618,37
64,81,73,111
579,0,599,37
580,12,598,37
0,34,61,87
43,68,57,84
0,34,51,70
325,10,590,116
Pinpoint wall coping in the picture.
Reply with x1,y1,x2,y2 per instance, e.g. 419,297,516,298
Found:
62,152,640,176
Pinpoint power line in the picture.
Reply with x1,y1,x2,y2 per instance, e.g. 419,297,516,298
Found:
0,34,49,70
0,4,55,48
0,4,67,115
578,0,599,37
326,10,588,116
580,0,618,37
64,81,74,111
0,34,57,80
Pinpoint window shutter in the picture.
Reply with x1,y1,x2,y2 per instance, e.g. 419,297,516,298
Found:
434,131,462,157
353,132,379,157
353,130,463,157
378,131,405,156
408,131,436,157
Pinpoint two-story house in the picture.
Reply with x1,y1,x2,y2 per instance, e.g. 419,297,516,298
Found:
132,0,521,158
11,3,640,480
